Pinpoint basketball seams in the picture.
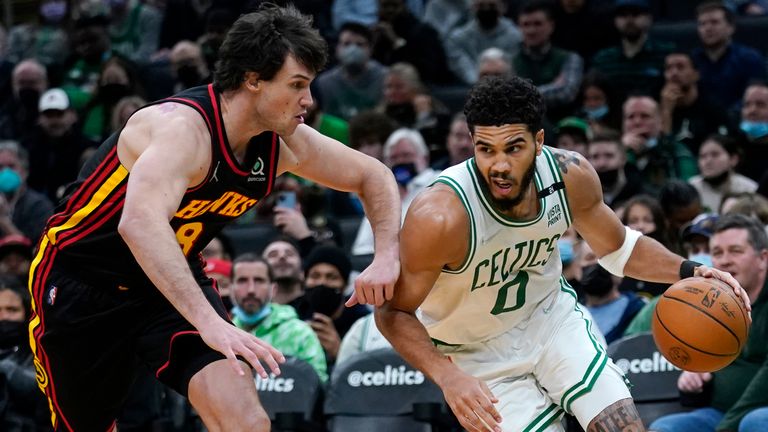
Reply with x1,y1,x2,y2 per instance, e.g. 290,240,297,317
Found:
653,306,737,358
661,290,746,350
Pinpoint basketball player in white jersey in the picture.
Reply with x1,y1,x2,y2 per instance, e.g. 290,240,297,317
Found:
376,76,751,432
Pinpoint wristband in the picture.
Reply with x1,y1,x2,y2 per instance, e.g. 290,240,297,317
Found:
679,259,702,279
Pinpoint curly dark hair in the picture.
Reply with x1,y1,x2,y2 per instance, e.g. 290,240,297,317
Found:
463,76,545,134
213,4,327,92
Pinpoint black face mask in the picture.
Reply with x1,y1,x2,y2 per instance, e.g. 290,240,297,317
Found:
99,83,130,105
306,285,344,317
385,102,416,126
597,168,620,187
703,171,730,187
18,88,40,113
392,162,418,186
177,65,202,88
0,320,26,350
476,8,500,30
581,264,614,297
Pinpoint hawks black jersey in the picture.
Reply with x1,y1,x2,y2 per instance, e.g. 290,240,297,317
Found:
42,85,280,289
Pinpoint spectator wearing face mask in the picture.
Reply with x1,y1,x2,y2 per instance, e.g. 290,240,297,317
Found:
81,56,144,142
580,241,646,345
229,254,327,382
0,60,48,141
444,0,522,85
689,134,757,213
315,22,388,121
169,40,211,92
23,88,96,202
586,131,648,209
738,81,768,182
352,128,439,256
0,141,53,242
0,277,51,429
302,245,368,367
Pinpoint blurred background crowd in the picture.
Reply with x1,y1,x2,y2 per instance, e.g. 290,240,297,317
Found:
0,0,767,430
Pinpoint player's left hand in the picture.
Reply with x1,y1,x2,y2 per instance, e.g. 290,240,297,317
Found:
694,265,752,321
347,255,399,307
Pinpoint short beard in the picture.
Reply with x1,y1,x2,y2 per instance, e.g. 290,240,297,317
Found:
476,158,537,211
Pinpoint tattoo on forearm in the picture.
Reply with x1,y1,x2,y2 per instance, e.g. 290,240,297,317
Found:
159,103,177,114
587,399,645,432
554,151,581,174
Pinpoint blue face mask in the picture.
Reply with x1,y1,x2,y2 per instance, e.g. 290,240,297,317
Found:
231,304,271,327
584,105,609,120
392,163,418,186
689,253,713,268
0,168,21,195
558,239,574,265
740,121,768,140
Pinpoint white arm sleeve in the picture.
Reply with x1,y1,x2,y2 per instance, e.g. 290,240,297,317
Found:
597,226,643,277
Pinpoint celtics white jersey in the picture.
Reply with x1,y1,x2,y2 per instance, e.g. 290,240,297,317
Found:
417,147,573,345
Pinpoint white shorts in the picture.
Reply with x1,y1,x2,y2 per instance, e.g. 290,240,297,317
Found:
437,286,631,431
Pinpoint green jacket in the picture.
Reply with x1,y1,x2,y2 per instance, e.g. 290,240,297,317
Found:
625,135,698,194
233,303,328,382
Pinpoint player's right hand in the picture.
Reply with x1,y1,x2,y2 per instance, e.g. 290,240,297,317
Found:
199,318,285,378
439,370,502,432
677,371,712,393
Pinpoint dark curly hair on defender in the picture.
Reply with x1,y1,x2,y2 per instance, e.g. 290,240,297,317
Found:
213,4,328,92
463,76,545,134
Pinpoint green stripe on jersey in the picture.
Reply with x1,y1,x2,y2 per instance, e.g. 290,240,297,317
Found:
522,403,566,432
541,147,572,226
434,177,477,274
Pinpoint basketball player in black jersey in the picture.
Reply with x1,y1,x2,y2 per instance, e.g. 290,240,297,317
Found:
28,6,401,431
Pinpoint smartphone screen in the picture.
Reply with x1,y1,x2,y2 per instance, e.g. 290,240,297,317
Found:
275,191,297,209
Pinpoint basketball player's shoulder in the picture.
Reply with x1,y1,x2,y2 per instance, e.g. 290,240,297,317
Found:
405,184,468,235
547,146,602,210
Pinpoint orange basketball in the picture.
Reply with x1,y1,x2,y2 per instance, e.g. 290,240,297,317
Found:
652,277,750,372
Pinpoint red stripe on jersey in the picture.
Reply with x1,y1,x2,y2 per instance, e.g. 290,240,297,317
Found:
47,148,120,228
29,245,76,432
164,96,217,193
58,185,127,249
266,133,278,195
208,85,249,176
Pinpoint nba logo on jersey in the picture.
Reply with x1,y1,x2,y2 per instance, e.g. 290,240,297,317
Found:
47,286,58,306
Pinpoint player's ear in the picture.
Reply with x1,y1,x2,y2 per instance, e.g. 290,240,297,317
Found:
244,72,261,92
535,129,545,152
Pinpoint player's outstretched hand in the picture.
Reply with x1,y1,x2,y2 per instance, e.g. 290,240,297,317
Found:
440,370,502,432
199,318,285,378
694,265,752,320
347,255,400,307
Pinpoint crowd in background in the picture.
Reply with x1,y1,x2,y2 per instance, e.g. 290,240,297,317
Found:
1,0,768,429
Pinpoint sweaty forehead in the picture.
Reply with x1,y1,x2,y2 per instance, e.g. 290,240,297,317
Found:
472,124,530,143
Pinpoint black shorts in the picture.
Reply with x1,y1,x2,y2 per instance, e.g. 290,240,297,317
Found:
28,265,230,432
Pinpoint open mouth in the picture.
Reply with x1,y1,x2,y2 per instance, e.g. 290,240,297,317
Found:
491,177,514,194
